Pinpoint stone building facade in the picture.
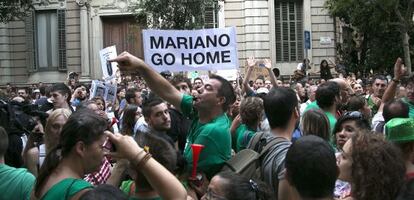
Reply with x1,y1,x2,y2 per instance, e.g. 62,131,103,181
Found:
0,0,336,85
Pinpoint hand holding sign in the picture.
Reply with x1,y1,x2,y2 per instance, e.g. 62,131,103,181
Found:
109,51,147,73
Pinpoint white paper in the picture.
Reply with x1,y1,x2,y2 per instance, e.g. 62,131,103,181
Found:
143,27,239,72
99,45,119,81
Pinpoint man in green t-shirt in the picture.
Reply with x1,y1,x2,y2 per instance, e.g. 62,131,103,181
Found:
110,52,236,179
314,82,341,133
0,127,35,200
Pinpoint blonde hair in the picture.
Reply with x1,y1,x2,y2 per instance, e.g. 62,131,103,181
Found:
45,108,71,152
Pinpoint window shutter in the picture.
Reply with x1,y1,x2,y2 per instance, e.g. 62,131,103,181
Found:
204,2,218,28
275,1,304,62
25,10,36,72
57,9,66,71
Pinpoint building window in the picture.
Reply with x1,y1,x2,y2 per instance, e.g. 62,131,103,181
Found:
204,2,219,28
275,1,303,62
30,10,66,71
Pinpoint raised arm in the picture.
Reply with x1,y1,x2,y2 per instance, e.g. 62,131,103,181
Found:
107,132,187,200
242,57,256,96
263,59,278,88
378,58,403,112
110,52,183,110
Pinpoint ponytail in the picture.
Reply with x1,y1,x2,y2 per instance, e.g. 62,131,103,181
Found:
34,145,62,198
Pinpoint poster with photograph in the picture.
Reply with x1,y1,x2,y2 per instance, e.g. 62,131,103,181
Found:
104,83,117,103
100,45,119,81
90,80,106,100
90,80,117,104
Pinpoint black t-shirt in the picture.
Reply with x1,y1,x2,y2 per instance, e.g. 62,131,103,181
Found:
166,108,191,153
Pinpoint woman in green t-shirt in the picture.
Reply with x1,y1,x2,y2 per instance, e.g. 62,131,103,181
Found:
33,110,107,200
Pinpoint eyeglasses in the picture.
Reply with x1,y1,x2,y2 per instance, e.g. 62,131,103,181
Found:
343,111,363,119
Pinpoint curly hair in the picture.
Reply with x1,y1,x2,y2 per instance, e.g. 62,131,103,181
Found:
350,132,405,200
239,97,263,129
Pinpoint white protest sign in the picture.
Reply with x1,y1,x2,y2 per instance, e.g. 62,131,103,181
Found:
90,80,106,100
99,45,119,81
143,27,238,72
104,83,117,103
90,80,118,104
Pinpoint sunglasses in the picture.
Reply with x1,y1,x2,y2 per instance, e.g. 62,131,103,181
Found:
343,111,363,119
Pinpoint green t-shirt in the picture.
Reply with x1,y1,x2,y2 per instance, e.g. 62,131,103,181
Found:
402,98,414,118
40,178,93,200
0,164,35,200
181,94,232,179
234,124,256,152
304,101,320,113
120,180,162,200
303,101,336,133
325,112,337,134
367,95,379,115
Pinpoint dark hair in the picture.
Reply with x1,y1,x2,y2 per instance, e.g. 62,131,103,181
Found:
134,133,177,190
347,95,366,111
210,75,236,111
80,184,127,200
372,74,388,85
216,171,274,200
170,74,192,90
91,96,106,111
396,179,414,200
50,83,71,104
193,77,203,84
125,88,141,104
73,83,87,91
121,104,139,136
333,111,370,136
404,74,414,85
76,100,97,111
301,109,330,141
350,132,405,200
34,110,107,198
39,86,46,96
142,97,165,118
286,135,338,198
320,59,328,68
383,100,409,122
239,97,263,129
263,87,298,129
0,127,8,157
316,81,340,109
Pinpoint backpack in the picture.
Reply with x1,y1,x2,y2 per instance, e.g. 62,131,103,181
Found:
221,131,285,183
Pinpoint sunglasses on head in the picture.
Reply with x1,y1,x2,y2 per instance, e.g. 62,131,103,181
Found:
343,111,363,119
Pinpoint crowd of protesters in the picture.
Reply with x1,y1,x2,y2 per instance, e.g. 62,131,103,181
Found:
0,53,414,200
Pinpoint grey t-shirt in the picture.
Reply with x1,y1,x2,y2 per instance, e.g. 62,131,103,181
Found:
261,136,291,197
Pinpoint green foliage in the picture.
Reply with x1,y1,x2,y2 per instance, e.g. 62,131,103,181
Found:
129,0,219,29
325,0,414,74
0,0,33,23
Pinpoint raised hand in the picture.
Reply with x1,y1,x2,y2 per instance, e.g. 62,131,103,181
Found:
263,59,272,70
246,57,256,68
105,131,142,161
394,57,404,80
109,51,147,72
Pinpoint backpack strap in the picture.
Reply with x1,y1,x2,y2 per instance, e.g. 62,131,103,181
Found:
246,131,265,150
258,136,286,158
